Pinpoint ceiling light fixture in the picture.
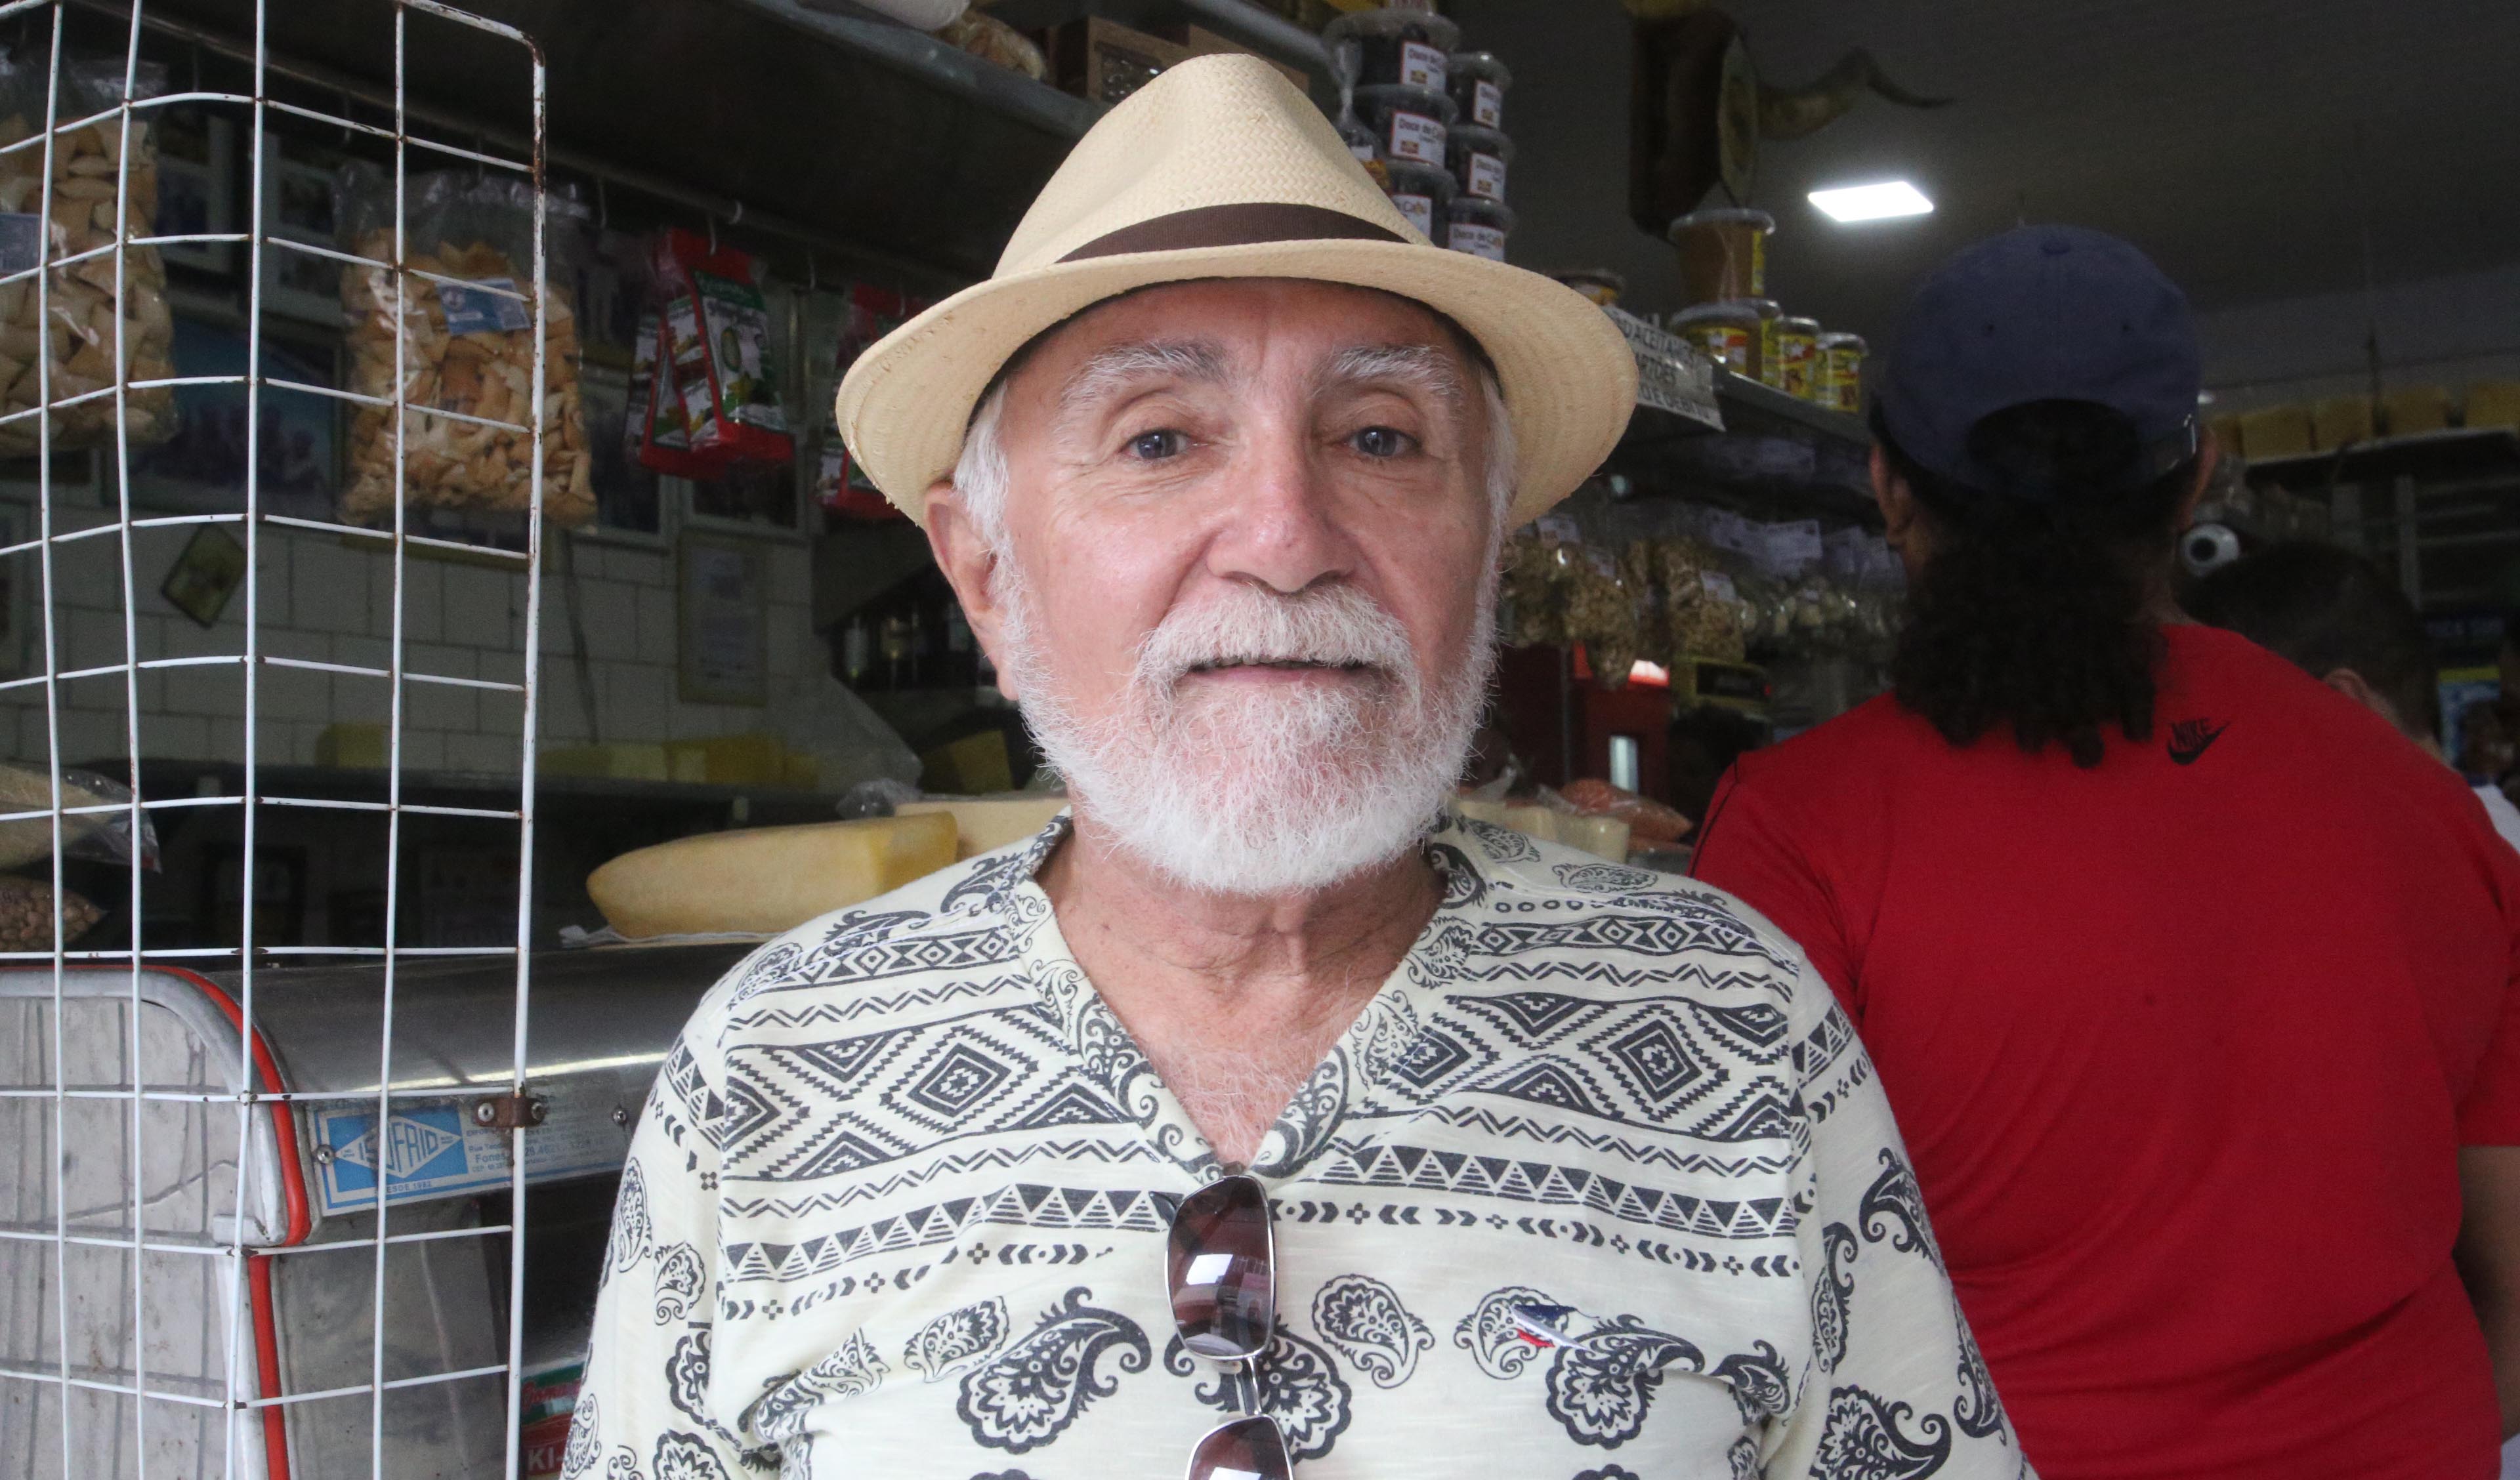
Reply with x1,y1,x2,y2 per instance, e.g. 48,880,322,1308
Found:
1809,180,1934,223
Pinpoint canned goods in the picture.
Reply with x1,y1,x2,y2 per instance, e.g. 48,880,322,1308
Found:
1381,160,1455,243
1818,331,1866,413
1668,300,1761,374
1354,85,1454,169
1448,50,1511,129
1444,196,1515,260
1446,124,1512,203
1775,316,1821,400
1324,8,1462,92
1550,269,1627,308
1668,207,1774,304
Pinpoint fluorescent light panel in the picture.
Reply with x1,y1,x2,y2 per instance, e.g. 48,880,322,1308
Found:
1809,180,1934,223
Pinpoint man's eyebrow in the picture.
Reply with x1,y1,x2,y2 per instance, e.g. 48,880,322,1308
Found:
1320,342,1470,410
1057,339,1229,416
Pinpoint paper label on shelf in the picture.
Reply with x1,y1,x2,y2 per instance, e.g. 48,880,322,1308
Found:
1467,152,1508,201
1702,506,1758,557
1754,518,1823,577
1391,193,1436,237
1473,79,1503,127
1387,110,1446,165
436,275,530,335
1400,41,1448,91
1824,524,1870,577
1700,571,1738,603
0,214,40,275
1605,306,1721,428
1536,512,1580,543
1349,138,1377,163
1446,222,1507,260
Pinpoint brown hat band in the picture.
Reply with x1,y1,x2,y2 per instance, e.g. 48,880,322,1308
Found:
1059,202,1406,263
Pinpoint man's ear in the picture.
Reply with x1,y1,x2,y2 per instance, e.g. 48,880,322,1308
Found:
923,482,1019,702
1870,446,1925,570
2320,666,2414,741
2179,434,2223,531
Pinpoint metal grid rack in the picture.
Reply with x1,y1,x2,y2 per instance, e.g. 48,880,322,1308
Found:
0,1,555,1475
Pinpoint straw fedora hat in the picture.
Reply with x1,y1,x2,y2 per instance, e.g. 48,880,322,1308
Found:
833,52,1637,530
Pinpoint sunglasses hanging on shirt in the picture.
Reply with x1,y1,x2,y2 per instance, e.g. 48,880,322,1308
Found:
1167,1174,1293,1480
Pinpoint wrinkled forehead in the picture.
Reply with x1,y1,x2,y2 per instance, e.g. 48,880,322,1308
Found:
994,278,1489,422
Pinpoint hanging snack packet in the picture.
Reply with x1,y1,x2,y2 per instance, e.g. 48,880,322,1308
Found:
652,227,789,466
814,282,915,519
631,306,716,479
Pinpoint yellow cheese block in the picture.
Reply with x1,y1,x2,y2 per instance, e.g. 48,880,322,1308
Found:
586,812,957,937
2469,381,2520,432
897,795,1070,861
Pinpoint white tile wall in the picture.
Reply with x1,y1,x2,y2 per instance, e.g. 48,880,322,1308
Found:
1,500,824,774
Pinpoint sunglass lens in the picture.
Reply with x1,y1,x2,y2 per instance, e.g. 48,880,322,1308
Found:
1185,1414,1293,1480
1168,1174,1274,1362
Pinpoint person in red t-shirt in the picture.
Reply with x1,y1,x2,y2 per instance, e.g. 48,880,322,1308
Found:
1690,226,2520,1479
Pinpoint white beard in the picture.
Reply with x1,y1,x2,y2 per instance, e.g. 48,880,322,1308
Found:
997,566,1496,895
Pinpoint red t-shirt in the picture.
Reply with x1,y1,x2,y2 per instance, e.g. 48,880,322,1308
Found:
1691,623,2520,1480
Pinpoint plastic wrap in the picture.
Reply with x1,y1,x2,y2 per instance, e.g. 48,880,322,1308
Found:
0,54,175,457
337,164,592,526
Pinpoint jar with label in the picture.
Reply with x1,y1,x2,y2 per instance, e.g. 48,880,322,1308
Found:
1447,51,1511,129
1775,316,1821,400
1380,160,1455,243
1324,8,1461,92
1444,196,1514,260
1736,297,1780,384
1667,301,1761,376
1446,124,1513,204
1354,84,1455,170
1818,331,1866,413
1335,101,1382,170
1549,269,1626,308
1667,207,1775,304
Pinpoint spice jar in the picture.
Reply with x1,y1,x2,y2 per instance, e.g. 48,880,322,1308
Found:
1550,269,1626,308
1737,297,1780,384
1774,315,1821,400
1381,159,1455,243
1444,196,1514,260
1668,300,1761,375
1448,50,1511,129
1446,123,1512,203
1353,84,1454,169
1818,331,1866,413
1667,207,1774,304
1324,7,1461,92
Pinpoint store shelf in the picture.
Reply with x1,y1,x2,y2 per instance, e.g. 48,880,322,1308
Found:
1610,371,1878,525
2242,427,2520,489
121,0,1091,278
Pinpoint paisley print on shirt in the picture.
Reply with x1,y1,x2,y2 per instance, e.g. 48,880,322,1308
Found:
1813,1385,1952,1479
957,1287,1151,1454
1456,1285,1556,1380
1311,1274,1435,1388
1165,1325,1355,1462
1543,1315,1706,1450
907,1298,1012,1382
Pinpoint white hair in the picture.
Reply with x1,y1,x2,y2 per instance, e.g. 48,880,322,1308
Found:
951,362,1519,556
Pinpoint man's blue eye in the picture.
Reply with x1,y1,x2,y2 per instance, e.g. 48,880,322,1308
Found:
1129,430,1185,460
1354,426,1413,458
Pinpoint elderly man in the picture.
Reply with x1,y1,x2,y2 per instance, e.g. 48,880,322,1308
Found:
570,56,2023,1480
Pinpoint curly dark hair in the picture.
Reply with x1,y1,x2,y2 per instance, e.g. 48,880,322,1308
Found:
1880,400,2199,768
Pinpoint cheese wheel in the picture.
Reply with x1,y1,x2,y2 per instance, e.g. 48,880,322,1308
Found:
896,795,1069,861
586,813,957,938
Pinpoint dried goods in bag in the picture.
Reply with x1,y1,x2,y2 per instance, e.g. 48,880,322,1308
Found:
650,227,791,467
337,164,593,526
0,53,175,458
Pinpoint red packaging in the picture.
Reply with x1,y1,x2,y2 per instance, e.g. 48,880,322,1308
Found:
816,283,922,521
651,228,793,466
632,308,721,480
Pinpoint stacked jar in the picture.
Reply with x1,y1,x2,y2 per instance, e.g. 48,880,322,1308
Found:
1660,205,1865,411
1325,10,1516,261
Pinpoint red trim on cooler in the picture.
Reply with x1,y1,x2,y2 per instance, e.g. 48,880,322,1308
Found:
247,1253,291,1480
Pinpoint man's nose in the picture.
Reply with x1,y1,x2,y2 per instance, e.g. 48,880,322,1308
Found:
1206,422,1358,595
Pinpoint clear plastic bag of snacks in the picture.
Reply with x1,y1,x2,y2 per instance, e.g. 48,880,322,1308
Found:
0,53,175,457
337,163,592,526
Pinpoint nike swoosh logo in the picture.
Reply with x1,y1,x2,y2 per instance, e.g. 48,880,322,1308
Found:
2167,720,2228,766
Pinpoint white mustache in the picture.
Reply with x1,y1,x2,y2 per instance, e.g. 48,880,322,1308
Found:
1134,583,1419,693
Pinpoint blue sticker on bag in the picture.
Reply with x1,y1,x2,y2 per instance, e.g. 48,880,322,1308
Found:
435,276,529,335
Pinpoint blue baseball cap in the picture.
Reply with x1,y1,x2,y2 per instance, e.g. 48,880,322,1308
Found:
1876,224,2202,501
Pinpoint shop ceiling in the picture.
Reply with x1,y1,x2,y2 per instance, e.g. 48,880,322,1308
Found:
1469,0,2520,341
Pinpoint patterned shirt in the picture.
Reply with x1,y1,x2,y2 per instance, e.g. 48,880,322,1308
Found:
570,813,2031,1480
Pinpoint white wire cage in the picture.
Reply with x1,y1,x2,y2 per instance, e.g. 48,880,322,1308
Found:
0,1,560,1476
